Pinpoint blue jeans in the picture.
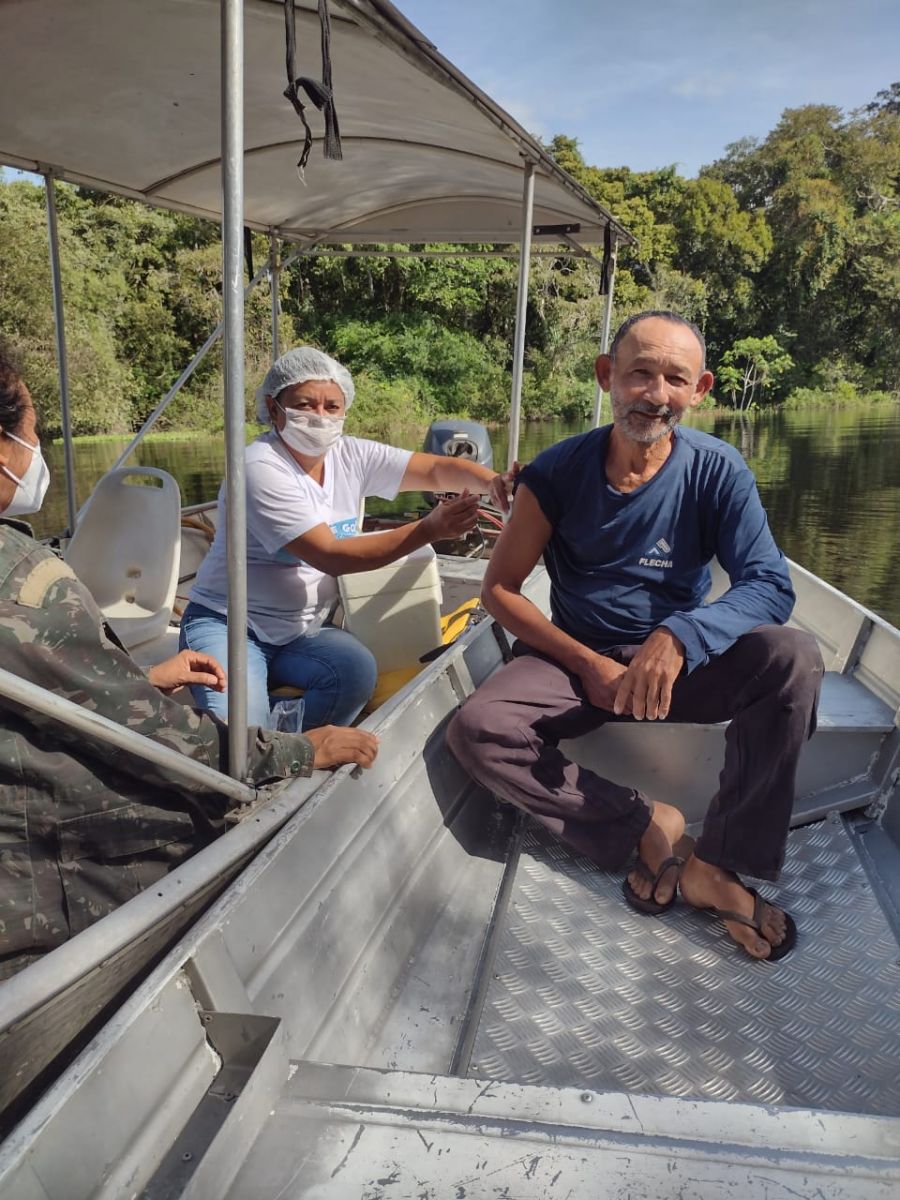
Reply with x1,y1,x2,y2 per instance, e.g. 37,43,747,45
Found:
179,602,378,729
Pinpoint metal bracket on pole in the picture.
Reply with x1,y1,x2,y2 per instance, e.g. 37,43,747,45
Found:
272,246,582,262
508,160,536,470
42,170,78,533
591,233,618,428
269,233,281,364
559,232,600,265
222,0,248,780
532,223,580,237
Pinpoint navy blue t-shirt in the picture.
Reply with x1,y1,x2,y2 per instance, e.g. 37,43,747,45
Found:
518,424,794,673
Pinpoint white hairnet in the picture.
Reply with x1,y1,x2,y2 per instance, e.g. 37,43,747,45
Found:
255,347,354,423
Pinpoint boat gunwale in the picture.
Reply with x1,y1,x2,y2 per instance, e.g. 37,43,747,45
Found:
2,550,898,1036
0,568,502,1035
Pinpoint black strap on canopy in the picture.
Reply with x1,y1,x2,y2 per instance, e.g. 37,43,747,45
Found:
243,227,254,280
283,0,343,175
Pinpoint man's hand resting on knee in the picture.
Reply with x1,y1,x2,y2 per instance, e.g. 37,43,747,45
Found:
305,725,379,770
613,628,685,720
577,653,629,712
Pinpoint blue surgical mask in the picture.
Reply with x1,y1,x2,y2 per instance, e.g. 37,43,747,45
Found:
1,431,51,517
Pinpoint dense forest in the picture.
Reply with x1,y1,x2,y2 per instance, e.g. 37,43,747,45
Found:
1,86,898,438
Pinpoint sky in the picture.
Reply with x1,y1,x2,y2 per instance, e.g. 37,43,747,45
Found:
400,0,900,177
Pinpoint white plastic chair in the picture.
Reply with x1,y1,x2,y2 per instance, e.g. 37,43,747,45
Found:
338,542,443,673
65,467,182,651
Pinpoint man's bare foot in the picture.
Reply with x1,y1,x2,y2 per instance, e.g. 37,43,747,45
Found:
679,855,790,960
625,801,686,908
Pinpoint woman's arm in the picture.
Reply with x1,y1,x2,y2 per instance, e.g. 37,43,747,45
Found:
400,452,516,512
283,492,480,575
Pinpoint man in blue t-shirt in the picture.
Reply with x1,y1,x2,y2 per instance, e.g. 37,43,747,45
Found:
448,311,823,962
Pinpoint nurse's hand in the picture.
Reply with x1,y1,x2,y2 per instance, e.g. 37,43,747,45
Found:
487,462,521,514
422,491,480,540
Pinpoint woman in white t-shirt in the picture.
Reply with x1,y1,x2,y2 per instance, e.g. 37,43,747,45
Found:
181,347,511,730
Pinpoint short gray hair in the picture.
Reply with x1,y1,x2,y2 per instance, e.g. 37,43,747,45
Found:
609,311,706,372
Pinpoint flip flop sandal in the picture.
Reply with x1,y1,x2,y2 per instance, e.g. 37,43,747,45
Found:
622,855,684,916
689,884,798,962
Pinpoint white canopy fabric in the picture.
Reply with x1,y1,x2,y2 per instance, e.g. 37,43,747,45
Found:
0,0,631,248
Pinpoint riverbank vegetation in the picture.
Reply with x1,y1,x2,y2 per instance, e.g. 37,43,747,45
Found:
1,85,897,437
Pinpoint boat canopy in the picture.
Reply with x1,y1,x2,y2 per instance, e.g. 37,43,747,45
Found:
0,0,632,250
0,0,634,759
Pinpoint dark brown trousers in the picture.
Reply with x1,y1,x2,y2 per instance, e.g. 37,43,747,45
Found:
446,626,824,881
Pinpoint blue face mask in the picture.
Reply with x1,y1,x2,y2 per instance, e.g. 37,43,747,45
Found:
1,431,51,517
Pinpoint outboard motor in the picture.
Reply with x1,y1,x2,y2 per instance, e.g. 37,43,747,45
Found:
422,419,493,506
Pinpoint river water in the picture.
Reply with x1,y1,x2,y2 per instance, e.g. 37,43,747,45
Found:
32,406,900,627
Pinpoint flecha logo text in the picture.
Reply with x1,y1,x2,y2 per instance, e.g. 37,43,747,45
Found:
640,537,673,568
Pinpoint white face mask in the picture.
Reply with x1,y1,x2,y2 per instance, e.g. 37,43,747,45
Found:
275,404,344,457
1,431,51,517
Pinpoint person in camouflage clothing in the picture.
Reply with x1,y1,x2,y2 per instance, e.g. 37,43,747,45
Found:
0,355,378,978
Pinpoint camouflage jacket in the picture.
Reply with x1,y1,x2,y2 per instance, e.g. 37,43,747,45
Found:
0,521,315,974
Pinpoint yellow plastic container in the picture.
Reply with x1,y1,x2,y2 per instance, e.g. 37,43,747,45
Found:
361,595,482,714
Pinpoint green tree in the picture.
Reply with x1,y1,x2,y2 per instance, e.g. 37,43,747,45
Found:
0,182,135,435
718,337,793,410
866,82,900,116
704,96,900,385
670,176,771,355
3,86,898,442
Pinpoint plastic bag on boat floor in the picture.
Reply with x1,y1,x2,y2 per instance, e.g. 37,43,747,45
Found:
266,695,305,733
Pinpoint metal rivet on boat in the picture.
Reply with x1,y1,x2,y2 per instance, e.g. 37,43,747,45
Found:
581,1092,593,1103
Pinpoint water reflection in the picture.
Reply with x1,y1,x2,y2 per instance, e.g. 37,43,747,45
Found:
31,406,900,627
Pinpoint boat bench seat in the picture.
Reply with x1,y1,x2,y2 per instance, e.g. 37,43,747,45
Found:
815,670,895,732
563,669,896,827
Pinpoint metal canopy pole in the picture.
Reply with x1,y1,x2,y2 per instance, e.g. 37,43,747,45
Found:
269,233,281,364
43,173,78,533
591,234,618,428
0,667,256,807
222,0,248,779
507,160,535,470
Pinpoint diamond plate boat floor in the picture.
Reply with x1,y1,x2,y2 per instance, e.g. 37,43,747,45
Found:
468,818,900,1116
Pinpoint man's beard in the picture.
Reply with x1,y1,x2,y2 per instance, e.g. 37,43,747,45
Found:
610,386,682,444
